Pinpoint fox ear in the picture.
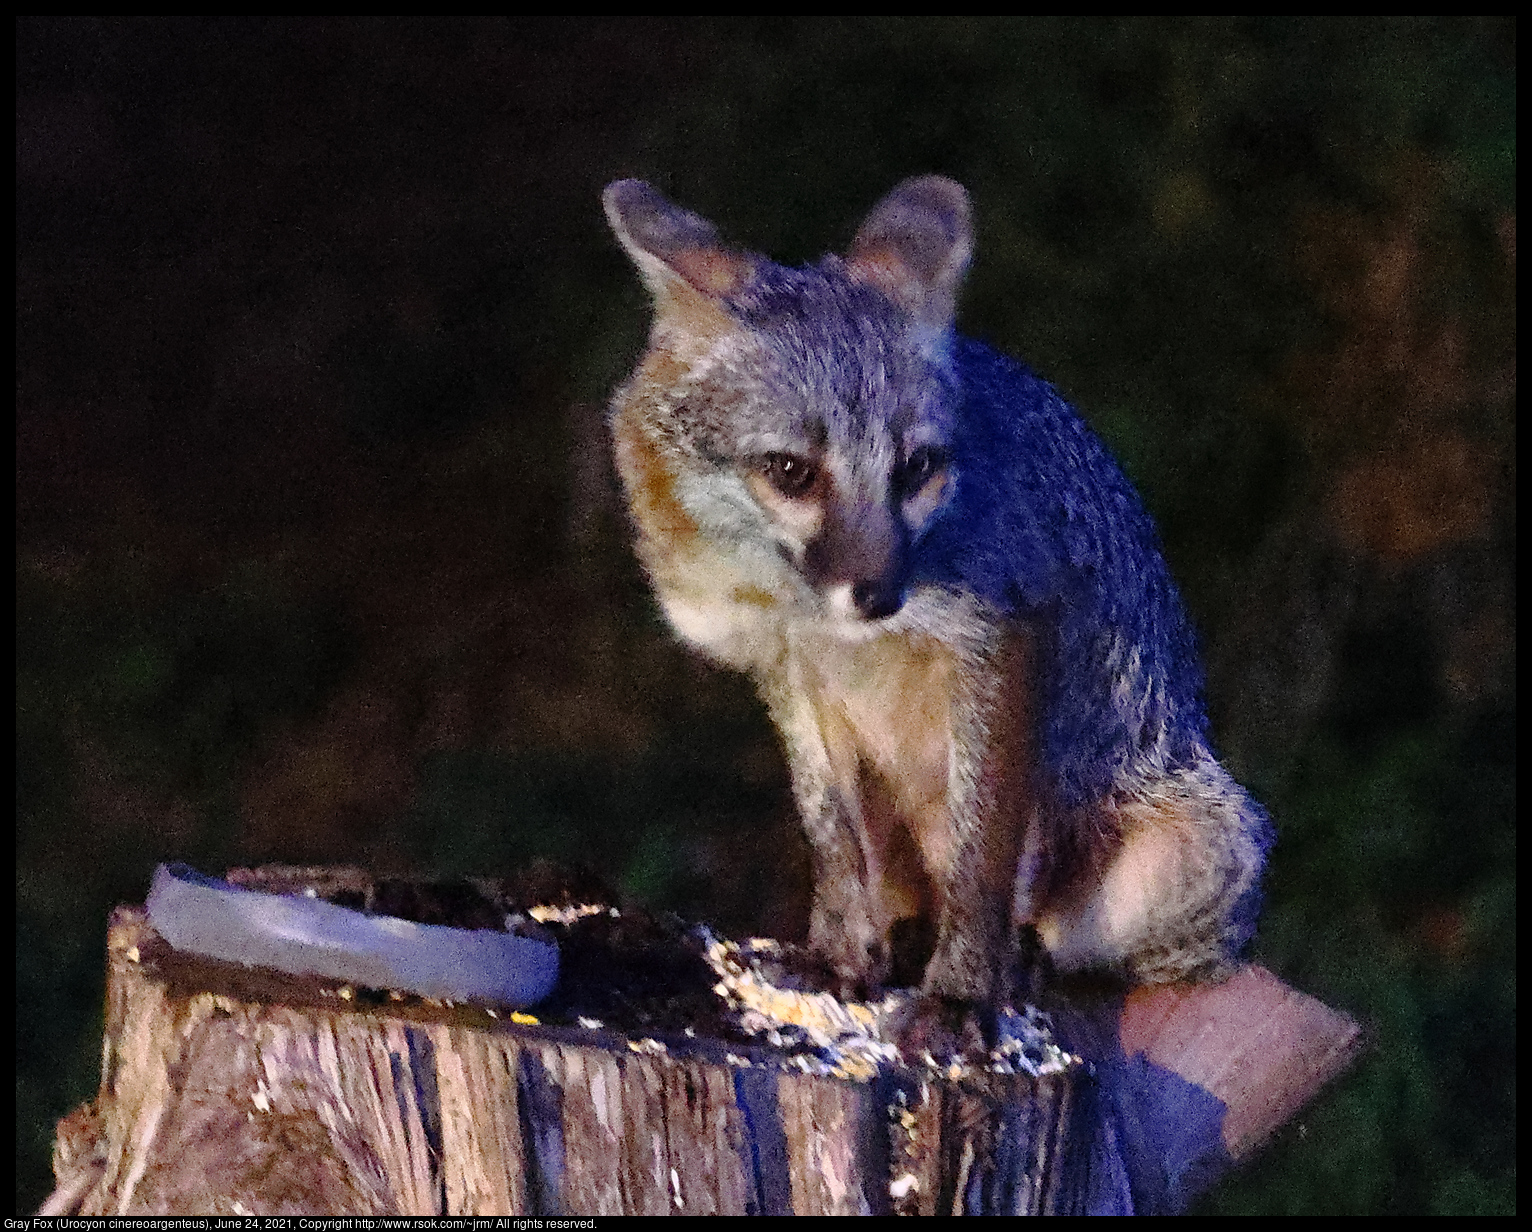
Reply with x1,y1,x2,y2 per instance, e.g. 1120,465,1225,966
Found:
604,180,755,304
848,176,972,331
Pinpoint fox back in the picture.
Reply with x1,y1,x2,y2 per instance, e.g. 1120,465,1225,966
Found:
604,177,1270,1006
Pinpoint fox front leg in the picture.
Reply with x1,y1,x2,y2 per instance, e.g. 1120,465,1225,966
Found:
762,672,896,994
902,628,1038,1056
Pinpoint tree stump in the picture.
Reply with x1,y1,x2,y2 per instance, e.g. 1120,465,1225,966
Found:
44,881,1362,1216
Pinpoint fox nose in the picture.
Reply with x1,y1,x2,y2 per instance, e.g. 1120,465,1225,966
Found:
804,492,907,621
851,578,903,620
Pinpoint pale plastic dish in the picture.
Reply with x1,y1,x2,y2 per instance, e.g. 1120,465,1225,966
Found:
145,862,559,1009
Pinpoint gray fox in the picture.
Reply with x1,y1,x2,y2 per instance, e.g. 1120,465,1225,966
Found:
602,176,1271,1032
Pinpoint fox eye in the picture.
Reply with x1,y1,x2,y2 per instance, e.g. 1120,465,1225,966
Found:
898,446,948,495
760,452,819,498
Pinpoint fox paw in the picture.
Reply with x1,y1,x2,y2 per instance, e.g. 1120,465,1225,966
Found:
894,995,996,1067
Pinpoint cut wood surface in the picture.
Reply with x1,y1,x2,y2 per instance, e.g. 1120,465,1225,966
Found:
44,883,1362,1216
1121,962,1364,1161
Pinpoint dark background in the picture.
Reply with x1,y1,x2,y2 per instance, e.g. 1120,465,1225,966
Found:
16,18,1514,1213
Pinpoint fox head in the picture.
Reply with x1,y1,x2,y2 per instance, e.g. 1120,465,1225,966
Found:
605,178,973,657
